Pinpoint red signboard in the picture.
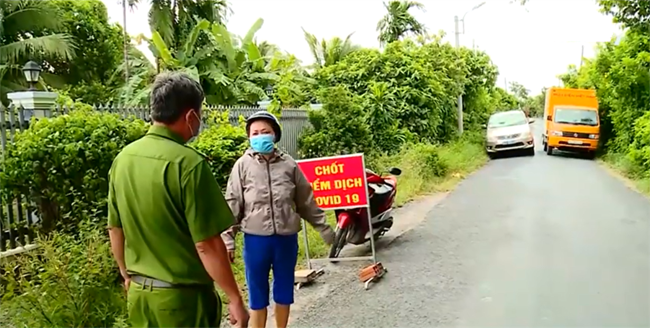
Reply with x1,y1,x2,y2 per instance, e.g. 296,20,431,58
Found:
297,154,368,210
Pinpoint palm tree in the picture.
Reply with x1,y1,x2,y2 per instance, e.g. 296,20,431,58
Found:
109,43,156,105
257,41,280,58
302,28,361,69
127,0,229,50
376,1,427,46
0,0,74,103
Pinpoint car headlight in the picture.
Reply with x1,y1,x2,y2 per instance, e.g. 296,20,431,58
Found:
522,131,532,138
589,134,599,139
487,135,497,142
551,130,562,136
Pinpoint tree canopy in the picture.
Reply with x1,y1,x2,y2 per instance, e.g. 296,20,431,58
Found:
377,1,427,46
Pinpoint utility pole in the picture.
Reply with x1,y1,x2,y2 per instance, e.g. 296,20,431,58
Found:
453,2,486,135
579,45,584,69
454,15,463,135
504,78,508,92
122,0,129,82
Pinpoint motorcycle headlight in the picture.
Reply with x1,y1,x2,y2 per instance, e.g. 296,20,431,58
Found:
551,130,563,136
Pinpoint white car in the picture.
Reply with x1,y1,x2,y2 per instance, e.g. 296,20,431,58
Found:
484,110,535,158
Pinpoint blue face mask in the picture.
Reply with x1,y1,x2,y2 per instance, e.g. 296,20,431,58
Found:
250,134,275,154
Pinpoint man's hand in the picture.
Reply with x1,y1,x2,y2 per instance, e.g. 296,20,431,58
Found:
121,270,131,292
228,298,249,327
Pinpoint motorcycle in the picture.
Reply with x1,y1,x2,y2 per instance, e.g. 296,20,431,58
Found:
328,167,402,259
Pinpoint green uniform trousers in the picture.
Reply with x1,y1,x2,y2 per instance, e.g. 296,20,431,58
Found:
127,281,222,328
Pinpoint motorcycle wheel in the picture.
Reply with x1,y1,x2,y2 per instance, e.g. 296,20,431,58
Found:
328,226,349,260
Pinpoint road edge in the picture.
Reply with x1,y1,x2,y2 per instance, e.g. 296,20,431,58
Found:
597,159,649,198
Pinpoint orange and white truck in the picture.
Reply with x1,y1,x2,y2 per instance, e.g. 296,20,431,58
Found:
542,87,600,159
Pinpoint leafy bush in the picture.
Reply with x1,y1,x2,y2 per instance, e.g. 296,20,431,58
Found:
0,109,148,234
298,86,373,158
628,111,650,174
314,36,509,149
0,222,127,328
559,28,650,154
191,110,249,187
368,139,486,205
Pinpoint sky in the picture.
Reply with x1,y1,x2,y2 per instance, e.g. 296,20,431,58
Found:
102,0,623,94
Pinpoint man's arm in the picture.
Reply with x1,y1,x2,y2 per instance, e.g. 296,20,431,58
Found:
108,227,128,279
184,160,243,303
107,169,128,280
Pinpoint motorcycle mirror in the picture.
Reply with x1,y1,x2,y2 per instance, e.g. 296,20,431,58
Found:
388,167,402,176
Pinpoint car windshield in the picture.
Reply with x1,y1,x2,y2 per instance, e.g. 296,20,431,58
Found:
554,108,598,126
488,112,527,128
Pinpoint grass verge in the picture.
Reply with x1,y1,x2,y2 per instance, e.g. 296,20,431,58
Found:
599,152,650,196
226,138,488,301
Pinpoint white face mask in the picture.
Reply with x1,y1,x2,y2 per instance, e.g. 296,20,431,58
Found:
187,111,206,144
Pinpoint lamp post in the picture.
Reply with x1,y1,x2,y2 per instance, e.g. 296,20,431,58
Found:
7,61,57,120
265,84,273,99
454,1,486,134
22,61,42,91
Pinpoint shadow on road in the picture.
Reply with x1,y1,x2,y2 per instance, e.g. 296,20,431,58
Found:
489,149,535,159
549,150,596,161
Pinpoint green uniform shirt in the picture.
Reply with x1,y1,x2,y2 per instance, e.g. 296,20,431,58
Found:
107,125,234,285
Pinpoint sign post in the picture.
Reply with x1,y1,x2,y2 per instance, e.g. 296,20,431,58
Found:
296,153,377,265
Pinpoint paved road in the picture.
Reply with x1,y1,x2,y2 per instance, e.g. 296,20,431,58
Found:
292,122,650,327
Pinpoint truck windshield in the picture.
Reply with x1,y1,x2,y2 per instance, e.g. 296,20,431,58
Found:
554,108,598,126
488,112,527,128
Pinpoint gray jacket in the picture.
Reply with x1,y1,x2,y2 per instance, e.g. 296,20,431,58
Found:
221,149,332,250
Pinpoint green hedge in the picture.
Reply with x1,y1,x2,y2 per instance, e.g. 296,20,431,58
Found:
0,108,250,327
0,109,247,235
0,109,148,234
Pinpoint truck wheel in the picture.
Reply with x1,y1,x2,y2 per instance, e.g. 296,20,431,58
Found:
546,145,553,155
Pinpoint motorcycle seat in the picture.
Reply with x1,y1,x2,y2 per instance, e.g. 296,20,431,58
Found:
370,183,393,196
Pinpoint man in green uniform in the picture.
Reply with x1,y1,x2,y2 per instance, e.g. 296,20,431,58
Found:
107,72,249,328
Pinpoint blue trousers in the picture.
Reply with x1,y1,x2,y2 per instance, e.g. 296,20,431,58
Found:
243,233,298,310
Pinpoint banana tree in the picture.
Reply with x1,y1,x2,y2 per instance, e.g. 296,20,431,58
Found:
135,18,276,106
204,18,278,105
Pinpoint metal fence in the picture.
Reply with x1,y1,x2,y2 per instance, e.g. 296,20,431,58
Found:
0,103,311,252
